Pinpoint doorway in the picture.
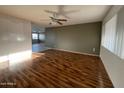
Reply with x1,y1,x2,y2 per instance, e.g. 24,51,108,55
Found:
32,25,46,52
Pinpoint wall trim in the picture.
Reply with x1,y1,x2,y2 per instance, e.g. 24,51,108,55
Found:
51,48,99,57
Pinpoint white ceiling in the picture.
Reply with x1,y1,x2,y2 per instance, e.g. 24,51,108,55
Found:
0,5,111,27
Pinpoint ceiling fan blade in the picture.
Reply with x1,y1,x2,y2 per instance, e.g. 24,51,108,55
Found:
49,16,54,19
44,10,54,13
57,19,67,21
49,16,66,20
44,10,58,14
57,21,63,25
49,16,67,21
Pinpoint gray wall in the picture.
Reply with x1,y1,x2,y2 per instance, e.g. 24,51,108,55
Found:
45,22,102,55
45,28,57,48
100,5,124,87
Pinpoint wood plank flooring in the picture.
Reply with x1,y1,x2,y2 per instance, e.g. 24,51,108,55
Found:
0,49,113,88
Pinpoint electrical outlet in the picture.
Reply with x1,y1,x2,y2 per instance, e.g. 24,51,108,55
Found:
93,48,96,52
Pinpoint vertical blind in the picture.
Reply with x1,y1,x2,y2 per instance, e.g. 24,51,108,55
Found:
103,15,117,52
102,14,124,59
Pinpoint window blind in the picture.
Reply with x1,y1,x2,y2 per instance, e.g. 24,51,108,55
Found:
103,14,117,53
102,14,124,59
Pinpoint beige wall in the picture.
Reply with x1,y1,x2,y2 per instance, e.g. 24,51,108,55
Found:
45,22,102,55
0,14,32,59
100,5,124,87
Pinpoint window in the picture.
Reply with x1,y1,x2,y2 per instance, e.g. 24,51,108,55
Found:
32,33,38,40
102,14,124,59
103,15,117,52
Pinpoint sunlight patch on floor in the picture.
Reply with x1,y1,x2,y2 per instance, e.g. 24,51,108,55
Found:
0,50,32,66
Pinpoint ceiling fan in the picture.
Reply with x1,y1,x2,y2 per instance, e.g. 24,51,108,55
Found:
41,6,78,25
41,12,68,25
48,16,67,25
41,5,75,25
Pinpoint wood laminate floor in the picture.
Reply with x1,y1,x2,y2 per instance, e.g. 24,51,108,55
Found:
0,49,113,88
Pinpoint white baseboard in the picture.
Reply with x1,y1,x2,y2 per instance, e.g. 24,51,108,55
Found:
50,48,99,57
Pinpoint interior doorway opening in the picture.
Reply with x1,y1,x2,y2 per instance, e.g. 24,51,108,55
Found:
32,24,47,52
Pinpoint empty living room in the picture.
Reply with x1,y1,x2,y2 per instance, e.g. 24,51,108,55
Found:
0,3,124,90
